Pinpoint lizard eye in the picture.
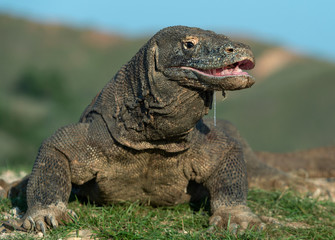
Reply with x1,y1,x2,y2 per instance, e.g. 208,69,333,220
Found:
184,41,195,49
182,37,198,50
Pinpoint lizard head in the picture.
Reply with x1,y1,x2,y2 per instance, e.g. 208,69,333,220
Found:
151,26,255,93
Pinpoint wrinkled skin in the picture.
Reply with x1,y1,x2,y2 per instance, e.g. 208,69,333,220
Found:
1,26,334,235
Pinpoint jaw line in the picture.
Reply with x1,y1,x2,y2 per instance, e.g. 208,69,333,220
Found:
178,66,255,91
180,66,250,79
179,57,255,79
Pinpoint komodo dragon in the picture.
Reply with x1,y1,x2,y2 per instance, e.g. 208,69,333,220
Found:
1,26,334,234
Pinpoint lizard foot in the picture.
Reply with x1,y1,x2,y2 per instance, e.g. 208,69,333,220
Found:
208,205,265,234
20,202,77,235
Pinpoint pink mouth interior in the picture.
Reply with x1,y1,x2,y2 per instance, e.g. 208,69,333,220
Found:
203,65,248,76
182,59,254,77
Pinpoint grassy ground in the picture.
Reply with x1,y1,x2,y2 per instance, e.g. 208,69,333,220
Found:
1,189,335,239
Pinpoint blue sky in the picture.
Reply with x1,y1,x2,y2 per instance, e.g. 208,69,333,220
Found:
0,0,334,61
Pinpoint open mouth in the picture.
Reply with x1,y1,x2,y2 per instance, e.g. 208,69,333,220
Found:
181,59,254,78
180,59,255,91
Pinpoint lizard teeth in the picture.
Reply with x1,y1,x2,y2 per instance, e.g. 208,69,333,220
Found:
206,65,246,77
180,59,253,78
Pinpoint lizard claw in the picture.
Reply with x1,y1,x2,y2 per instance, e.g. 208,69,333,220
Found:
67,209,78,221
228,223,239,234
209,205,264,234
207,215,221,232
46,214,58,229
23,216,35,231
208,216,240,234
36,219,46,235
20,203,76,234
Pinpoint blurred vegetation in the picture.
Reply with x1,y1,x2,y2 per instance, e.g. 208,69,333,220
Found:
14,67,69,103
209,57,335,152
0,14,334,172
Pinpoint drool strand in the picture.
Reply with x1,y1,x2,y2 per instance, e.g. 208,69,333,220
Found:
214,91,216,126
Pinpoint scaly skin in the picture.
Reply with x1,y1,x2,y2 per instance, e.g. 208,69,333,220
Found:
3,26,333,234
17,26,262,234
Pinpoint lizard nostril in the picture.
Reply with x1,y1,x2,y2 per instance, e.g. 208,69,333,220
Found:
225,48,234,53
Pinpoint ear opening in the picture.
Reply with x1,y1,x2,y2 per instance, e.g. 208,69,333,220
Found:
152,42,159,71
147,40,160,83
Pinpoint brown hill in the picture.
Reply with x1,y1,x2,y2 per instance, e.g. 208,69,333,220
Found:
0,14,334,171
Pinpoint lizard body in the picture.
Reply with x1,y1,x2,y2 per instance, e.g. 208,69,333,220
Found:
4,26,334,234
22,26,260,233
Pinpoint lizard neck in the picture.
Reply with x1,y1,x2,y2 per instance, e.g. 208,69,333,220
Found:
82,43,212,152
109,64,212,152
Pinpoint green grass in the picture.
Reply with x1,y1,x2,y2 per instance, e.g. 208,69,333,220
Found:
248,189,335,239
2,189,335,239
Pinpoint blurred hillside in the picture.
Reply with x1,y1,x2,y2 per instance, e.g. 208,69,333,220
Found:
0,14,334,171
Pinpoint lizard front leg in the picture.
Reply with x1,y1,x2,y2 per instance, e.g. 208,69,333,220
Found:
203,142,263,232
21,123,93,234
23,142,73,234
